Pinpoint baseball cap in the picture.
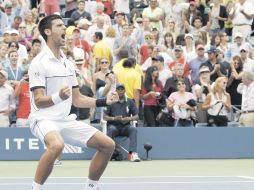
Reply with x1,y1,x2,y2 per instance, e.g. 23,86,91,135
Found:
207,46,217,53
184,33,193,39
152,55,164,62
116,84,125,89
174,45,183,51
199,66,210,74
10,29,19,35
65,26,76,37
234,32,243,39
77,18,92,27
73,48,84,65
0,70,8,79
189,1,196,6
5,3,12,9
240,44,249,52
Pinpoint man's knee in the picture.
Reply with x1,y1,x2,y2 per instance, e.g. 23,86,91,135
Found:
48,141,64,156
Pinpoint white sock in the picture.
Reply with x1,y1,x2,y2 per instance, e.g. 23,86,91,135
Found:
84,178,98,190
31,181,43,190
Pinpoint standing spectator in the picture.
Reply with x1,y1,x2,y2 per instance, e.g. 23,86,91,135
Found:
113,24,137,63
103,83,140,162
142,66,163,126
229,0,254,40
200,46,223,82
92,2,111,27
40,0,60,16
4,3,15,28
93,32,112,71
103,26,117,64
115,59,141,108
14,70,30,127
87,16,107,45
0,11,9,36
161,32,175,58
239,44,254,73
31,39,42,57
112,12,124,37
142,0,163,31
18,22,32,49
209,0,228,36
0,43,9,70
65,0,78,18
23,10,37,35
237,71,254,127
189,42,207,85
182,33,196,62
202,76,232,127
96,0,114,18
11,15,22,30
227,55,243,108
70,0,92,25
226,32,245,61
0,70,15,127
114,0,130,22
163,19,178,42
5,50,24,85
77,18,92,41
168,45,189,78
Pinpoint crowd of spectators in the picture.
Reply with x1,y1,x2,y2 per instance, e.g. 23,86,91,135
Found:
0,0,254,129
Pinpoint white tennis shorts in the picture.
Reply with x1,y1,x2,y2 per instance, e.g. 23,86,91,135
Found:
30,115,98,148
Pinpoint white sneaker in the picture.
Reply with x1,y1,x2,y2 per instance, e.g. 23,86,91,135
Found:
54,159,62,166
130,152,141,162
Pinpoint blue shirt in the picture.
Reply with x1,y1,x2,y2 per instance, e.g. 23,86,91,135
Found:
188,56,207,85
70,11,92,22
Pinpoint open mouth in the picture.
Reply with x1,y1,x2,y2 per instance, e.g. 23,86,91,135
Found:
61,33,65,39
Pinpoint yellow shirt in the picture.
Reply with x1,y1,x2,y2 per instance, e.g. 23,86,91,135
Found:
93,40,112,62
113,59,143,77
115,67,141,99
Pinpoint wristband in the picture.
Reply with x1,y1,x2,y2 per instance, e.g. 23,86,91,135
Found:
51,93,63,105
96,98,107,107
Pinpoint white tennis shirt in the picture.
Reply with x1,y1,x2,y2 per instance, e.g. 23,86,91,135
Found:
28,45,78,121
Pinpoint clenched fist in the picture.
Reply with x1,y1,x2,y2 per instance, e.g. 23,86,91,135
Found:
59,86,71,100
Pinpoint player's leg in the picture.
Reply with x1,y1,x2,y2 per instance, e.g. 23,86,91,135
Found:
30,120,64,190
34,131,64,184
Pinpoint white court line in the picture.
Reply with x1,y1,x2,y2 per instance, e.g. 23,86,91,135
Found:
0,176,244,179
1,180,254,186
238,176,254,180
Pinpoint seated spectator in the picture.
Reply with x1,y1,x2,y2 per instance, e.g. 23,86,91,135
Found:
239,44,254,73
141,66,163,127
0,43,9,70
18,22,32,50
167,78,197,127
202,76,232,127
103,84,140,162
14,70,30,127
237,72,254,127
0,70,15,127
71,1,92,25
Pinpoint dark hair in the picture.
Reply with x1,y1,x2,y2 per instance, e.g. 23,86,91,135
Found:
14,16,22,21
95,32,103,40
210,34,220,47
8,41,19,49
38,14,62,42
8,50,18,57
122,59,133,68
118,48,128,59
144,66,160,92
192,16,203,26
164,32,174,49
32,38,41,46
128,57,136,66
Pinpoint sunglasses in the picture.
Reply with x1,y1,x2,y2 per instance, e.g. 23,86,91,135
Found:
19,27,26,29
100,61,108,64
116,87,125,91
240,50,246,53
137,21,143,24
10,45,17,48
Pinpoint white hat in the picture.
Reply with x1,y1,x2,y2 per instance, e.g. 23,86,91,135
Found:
10,29,19,35
77,18,92,27
0,70,8,79
234,32,243,39
199,66,210,74
184,33,193,39
240,44,249,52
73,48,84,65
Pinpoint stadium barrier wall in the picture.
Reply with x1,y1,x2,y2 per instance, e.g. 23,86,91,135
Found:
0,127,254,160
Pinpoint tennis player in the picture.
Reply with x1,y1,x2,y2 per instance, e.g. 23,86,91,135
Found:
28,14,116,190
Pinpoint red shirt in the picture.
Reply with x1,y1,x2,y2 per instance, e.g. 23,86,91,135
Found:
75,39,91,68
140,44,149,65
96,0,113,16
141,82,163,106
168,58,189,78
16,83,30,119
